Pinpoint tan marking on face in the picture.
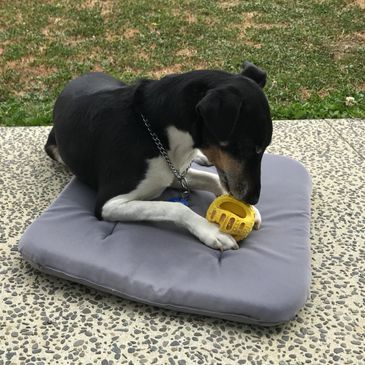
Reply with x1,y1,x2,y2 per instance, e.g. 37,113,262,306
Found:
201,147,241,173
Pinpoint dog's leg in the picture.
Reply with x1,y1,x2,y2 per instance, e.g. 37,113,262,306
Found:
102,198,238,251
171,168,226,197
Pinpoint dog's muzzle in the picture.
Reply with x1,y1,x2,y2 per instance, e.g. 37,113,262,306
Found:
217,168,260,205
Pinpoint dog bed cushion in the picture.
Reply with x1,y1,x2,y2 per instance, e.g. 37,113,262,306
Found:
18,154,312,326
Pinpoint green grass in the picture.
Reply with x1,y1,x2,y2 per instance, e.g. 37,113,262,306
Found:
0,0,364,126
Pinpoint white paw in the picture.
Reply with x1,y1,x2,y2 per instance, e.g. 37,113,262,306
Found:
253,206,262,230
206,174,227,197
212,183,226,197
193,221,239,251
193,150,213,166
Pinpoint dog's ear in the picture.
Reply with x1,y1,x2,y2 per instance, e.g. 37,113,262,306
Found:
240,61,267,88
196,87,242,143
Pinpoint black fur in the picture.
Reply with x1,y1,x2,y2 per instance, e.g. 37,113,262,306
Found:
45,62,272,219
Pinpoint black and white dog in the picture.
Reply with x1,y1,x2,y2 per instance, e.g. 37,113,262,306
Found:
45,61,272,251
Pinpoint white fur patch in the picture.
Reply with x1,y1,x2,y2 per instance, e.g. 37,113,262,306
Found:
103,157,173,210
166,126,197,172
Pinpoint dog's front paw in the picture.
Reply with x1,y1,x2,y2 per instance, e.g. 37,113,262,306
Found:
194,221,239,251
193,150,213,166
213,181,227,197
253,206,262,230
209,229,239,251
205,174,227,197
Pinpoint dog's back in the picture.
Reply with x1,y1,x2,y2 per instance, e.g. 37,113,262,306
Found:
45,72,130,187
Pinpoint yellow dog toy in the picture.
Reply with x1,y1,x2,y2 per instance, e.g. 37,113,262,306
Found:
206,195,255,241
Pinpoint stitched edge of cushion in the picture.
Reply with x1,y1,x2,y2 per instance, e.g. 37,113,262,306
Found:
20,250,302,327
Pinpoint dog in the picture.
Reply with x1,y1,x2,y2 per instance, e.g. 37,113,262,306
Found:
45,61,272,251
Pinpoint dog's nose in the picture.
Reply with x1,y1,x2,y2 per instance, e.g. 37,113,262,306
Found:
244,193,259,205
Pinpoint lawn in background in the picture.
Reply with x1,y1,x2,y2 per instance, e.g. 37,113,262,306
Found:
0,0,364,126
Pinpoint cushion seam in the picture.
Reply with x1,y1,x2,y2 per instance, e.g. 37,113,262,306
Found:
21,252,286,326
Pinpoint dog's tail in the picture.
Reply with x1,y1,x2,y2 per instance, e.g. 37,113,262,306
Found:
44,127,64,164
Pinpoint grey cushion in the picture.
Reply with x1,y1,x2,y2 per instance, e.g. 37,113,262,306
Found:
18,154,312,326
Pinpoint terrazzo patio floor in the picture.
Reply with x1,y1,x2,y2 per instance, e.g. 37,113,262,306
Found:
0,119,364,365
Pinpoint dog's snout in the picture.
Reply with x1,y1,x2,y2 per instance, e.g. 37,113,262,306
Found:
244,193,259,205
215,157,262,206
230,185,260,205
243,183,261,205
231,181,260,205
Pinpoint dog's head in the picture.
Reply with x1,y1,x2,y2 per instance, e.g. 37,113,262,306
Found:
196,61,272,204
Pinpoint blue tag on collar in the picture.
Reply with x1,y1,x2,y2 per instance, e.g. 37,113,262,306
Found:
167,197,189,206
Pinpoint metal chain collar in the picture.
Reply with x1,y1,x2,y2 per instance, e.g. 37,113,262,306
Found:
140,113,192,199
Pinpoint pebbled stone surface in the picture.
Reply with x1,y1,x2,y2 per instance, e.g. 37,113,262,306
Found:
0,120,364,364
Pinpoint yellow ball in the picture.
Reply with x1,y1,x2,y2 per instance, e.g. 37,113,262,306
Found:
206,195,255,241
